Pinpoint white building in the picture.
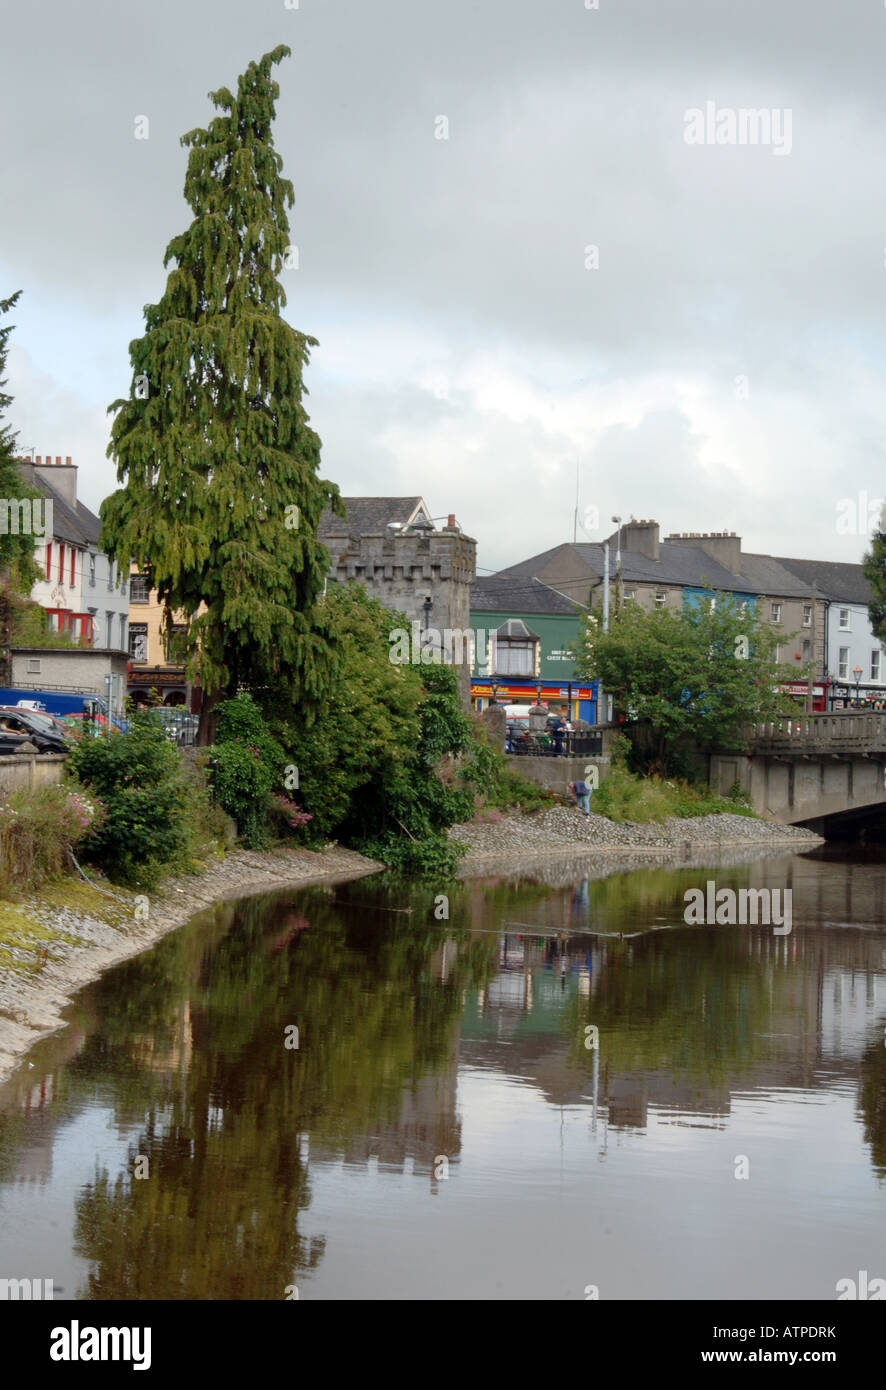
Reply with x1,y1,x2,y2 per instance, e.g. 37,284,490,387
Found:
16,456,129,653
777,557,886,708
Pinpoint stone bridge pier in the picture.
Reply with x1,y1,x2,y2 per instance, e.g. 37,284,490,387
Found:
711,712,886,826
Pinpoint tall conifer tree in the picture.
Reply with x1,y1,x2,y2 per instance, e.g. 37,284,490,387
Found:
0,292,41,592
863,517,886,643
101,47,340,736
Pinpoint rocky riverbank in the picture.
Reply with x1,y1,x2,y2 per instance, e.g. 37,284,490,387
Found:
0,808,823,1085
451,805,823,869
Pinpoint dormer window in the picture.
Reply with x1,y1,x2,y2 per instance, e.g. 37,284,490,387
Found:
493,619,540,677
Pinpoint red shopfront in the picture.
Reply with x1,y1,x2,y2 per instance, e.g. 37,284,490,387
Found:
778,681,828,712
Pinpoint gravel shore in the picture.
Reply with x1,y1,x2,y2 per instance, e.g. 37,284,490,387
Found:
451,806,823,869
0,808,822,1085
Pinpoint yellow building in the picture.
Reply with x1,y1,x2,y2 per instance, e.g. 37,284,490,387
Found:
127,567,195,707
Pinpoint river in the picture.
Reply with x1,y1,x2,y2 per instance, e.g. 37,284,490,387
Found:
1,844,885,1301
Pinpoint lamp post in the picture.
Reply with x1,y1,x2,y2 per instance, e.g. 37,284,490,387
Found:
854,665,862,707
489,679,499,709
611,514,623,614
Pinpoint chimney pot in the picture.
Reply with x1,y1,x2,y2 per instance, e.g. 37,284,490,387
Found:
55,456,61,465
66,456,72,466
447,514,455,528
35,456,41,465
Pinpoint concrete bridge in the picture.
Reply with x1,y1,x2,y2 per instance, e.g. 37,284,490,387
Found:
711,711,886,827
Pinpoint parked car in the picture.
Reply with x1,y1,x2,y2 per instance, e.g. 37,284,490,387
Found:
0,707,69,753
0,706,69,738
151,707,199,746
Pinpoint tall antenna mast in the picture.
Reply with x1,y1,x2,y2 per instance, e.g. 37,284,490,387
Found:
573,458,579,543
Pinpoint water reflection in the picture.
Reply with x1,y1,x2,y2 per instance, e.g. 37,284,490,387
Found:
1,847,885,1300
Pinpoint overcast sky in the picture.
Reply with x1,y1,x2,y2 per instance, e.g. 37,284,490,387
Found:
3,0,885,574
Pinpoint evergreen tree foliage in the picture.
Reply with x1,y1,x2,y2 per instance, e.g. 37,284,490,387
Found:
0,292,42,593
863,521,886,643
100,47,340,729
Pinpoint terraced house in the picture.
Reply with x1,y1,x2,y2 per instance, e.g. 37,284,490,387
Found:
16,455,129,652
478,518,881,713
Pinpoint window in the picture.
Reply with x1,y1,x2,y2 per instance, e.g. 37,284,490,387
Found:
165,626,188,664
130,574,150,603
802,639,811,661
775,643,780,663
623,589,635,601
70,548,76,587
495,643,534,676
708,597,717,613
58,543,65,582
89,554,96,587
129,623,149,663
45,542,52,580
803,604,812,627
770,602,782,623
88,608,97,646
654,592,666,606
107,560,115,591
119,616,127,650
839,608,850,630
872,650,881,682
839,647,849,680
27,659,41,674
105,612,114,648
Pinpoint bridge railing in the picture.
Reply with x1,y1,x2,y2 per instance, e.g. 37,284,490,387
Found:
747,710,886,753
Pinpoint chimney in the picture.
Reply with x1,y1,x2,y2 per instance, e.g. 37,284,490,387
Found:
34,453,78,509
447,514,455,528
611,518,659,562
666,529,742,573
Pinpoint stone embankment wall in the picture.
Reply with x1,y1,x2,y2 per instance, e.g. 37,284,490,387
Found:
0,753,67,799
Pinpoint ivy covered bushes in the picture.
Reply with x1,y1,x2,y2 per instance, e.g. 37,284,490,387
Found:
257,584,549,877
211,694,312,850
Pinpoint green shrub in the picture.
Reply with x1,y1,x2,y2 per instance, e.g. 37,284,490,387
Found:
0,785,105,893
66,711,197,887
212,693,289,849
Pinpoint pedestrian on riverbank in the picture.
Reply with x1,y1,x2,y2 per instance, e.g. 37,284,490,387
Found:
568,779,592,814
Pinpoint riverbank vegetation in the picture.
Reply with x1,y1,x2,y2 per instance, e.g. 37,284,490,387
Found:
572,589,795,776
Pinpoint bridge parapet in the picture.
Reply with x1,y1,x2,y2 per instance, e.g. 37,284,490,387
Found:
747,710,886,755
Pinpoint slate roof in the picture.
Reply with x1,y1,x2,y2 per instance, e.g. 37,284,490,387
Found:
498,540,823,599
318,496,429,539
17,463,101,548
470,574,580,615
775,556,873,606
496,618,541,641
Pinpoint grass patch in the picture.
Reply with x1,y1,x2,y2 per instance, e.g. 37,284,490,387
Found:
591,765,757,824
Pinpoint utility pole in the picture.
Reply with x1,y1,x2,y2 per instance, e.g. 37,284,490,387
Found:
573,459,579,544
806,581,816,715
599,540,610,727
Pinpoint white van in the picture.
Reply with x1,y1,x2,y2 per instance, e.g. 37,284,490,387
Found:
504,703,531,724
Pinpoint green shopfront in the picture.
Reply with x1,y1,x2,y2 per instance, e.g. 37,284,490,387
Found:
469,608,598,723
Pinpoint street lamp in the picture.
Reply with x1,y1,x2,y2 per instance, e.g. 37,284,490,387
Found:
489,679,500,708
854,665,863,707
611,515,622,574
